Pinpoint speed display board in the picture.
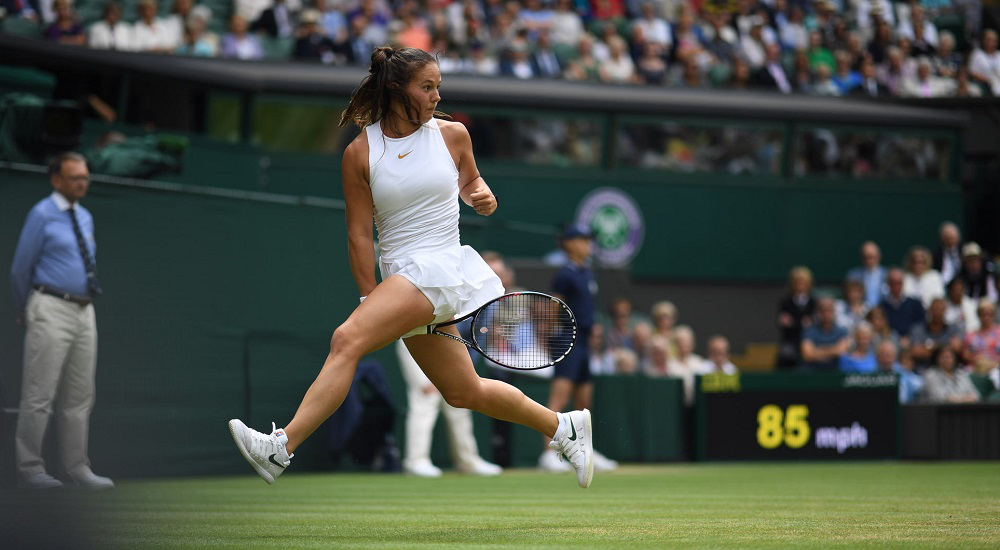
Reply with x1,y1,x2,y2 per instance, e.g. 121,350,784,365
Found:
695,373,899,460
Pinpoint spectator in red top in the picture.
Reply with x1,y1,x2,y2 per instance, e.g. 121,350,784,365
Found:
590,0,625,21
963,299,1000,375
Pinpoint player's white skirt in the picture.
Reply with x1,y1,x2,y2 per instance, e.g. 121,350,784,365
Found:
379,245,505,338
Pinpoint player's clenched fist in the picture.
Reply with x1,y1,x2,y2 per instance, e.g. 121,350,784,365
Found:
471,187,497,216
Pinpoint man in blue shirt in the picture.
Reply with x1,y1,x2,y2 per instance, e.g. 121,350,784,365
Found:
539,224,617,473
800,297,850,370
846,241,888,308
10,152,113,490
880,268,926,337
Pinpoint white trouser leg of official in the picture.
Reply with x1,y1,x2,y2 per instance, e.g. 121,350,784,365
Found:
15,293,97,479
397,340,442,470
441,401,480,471
56,302,98,479
403,381,442,469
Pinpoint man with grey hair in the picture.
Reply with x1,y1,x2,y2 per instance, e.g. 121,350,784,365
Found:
901,56,956,97
933,221,963,283
875,341,923,403
10,152,113,490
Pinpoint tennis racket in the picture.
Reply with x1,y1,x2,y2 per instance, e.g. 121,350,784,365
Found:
428,291,577,370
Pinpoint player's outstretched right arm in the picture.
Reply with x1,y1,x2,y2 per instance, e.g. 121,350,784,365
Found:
342,135,376,298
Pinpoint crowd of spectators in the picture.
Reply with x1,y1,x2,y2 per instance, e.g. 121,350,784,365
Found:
6,0,1000,97
583,295,738,406
776,221,999,404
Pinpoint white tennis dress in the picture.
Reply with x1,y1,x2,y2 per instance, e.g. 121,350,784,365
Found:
366,118,504,337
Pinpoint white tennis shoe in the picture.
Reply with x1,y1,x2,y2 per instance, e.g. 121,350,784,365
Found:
228,419,293,485
548,409,594,488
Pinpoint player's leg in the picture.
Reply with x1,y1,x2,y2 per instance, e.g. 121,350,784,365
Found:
283,275,436,452
397,340,444,477
403,328,558,437
406,330,593,487
228,275,435,484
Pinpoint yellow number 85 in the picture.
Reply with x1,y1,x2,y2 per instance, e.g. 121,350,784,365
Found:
756,404,810,449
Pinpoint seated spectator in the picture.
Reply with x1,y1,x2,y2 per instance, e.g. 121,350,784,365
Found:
739,18,769,70
465,42,500,75
726,57,753,90
635,42,668,85
702,12,737,64
962,299,1000,375
175,6,219,57
650,300,678,352
346,14,379,67
811,63,840,96
162,0,193,49
831,49,861,94
612,347,639,374
867,298,900,348
754,42,793,94
44,0,85,46
317,0,347,42
392,4,431,52
670,7,707,65
849,55,889,97
251,0,298,39
806,30,834,72
839,321,877,373
89,2,133,51
956,242,998,303
967,29,1000,96
957,65,986,96
643,335,672,377
779,5,808,51
670,53,707,88
876,340,923,404
668,325,703,406
605,297,634,351
880,268,926,338
932,31,962,79
518,0,554,41
602,35,638,84
866,19,893,65
909,297,962,371
790,48,814,92
801,297,850,370
531,31,563,78
633,2,671,49
700,335,738,374
903,246,944,307
901,56,955,97
588,324,615,375
221,14,264,60
835,279,869,334
877,46,910,96
777,265,816,369
847,240,888,308
922,347,980,404
564,34,604,82
944,277,980,334
933,221,964,284
133,0,177,53
631,321,653,364
293,9,341,64
550,0,584,47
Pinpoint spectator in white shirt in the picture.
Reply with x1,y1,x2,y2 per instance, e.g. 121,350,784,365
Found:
550,0,583,47
700,335,739,375
89,2,133,51
132,0,178,52
903,246,945,307
969,29,1000,96
667,325,704,405
632,2,671,49
162,0,194,49
901,56,956,97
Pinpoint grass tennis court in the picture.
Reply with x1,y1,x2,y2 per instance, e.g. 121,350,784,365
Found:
5,462,999,549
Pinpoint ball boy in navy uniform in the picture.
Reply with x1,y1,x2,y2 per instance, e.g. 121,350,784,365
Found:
539,224,618,472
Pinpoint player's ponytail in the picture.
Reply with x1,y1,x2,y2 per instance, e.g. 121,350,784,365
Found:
339,46,448,133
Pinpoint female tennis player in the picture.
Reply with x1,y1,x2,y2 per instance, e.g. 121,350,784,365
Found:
229,46,595,488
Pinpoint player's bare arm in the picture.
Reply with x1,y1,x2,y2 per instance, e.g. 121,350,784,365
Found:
342,134,377,297
440,119,496,216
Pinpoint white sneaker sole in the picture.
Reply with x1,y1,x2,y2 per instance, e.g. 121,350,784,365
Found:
228,419,276,485
581,409,594,488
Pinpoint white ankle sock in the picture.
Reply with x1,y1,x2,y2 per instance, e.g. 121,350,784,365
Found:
553,413,569,440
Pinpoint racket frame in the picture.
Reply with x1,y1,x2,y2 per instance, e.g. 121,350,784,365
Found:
428,291,577,370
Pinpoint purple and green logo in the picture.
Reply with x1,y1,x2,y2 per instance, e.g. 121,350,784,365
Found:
575,187,644,267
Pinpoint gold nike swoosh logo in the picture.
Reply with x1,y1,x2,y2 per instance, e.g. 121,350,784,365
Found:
398,150,413,159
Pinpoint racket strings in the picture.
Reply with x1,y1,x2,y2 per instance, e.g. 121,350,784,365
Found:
475,294,576,369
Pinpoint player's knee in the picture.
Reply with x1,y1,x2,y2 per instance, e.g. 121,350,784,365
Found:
329,322,364,360
440,386,477,410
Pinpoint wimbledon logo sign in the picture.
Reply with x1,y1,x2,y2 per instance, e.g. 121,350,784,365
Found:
575,187,645,267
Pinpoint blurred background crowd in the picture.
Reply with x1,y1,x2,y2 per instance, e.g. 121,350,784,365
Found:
575,221,1000,405
4,0,1000,97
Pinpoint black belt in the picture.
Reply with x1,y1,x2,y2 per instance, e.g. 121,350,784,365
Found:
32,285,93,306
